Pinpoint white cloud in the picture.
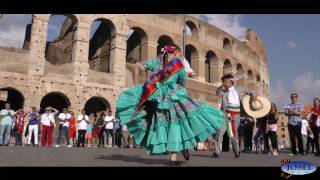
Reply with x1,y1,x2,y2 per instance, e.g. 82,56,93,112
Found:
192,14,247,40
271,72,320,111
0,14,32,48
287,41,297,49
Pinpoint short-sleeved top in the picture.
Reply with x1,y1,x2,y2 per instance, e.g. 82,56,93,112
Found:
309,108,320,125
286,103,304,126
58,113,71,127
28,112,40,125
41,113,55,126
104,115,114,129
0,109,15,125
77,114,89,130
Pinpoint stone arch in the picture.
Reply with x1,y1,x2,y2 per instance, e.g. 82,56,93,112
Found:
88,18,116,73
0,87,25,111
247,70,255,90
157,35,175,55
84,96,111,116
236,63,245,87
205,50,218,83
223,59,233,75
45,14,78,65
185,20,199,39
0,14,33,50
126,27,148,63
223,37,232,52
40,92,71,114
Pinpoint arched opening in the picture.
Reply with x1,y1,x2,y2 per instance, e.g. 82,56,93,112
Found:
185,20,199,39
185,44,198,67
223,59,232,75
223,38,232,52
45,14,78,65
236,63,245,87
88,18,116,73
0,14,32,50
84,96,111,116
247,70,255,90
40,92,71,114
205,51,218,83
126,27,148,64
0,87,24,111
126,27,148,85
157,35,174,56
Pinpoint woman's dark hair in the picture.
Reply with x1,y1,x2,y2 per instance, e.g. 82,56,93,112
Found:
221,74,234,81
271,103,277,112
313,98,320,108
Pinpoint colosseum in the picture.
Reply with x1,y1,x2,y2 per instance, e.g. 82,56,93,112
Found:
0,14,270,115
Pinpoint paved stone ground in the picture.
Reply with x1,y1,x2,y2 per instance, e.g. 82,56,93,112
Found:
0,146,319,167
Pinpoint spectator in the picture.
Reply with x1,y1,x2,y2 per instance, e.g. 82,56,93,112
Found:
13,109,26,146
113,117,121,148
0,102,15,146
104,111,114,148
121,124,131,148
56,108,72,147
77,109,88,147
27,107,40,146
301,114,313,154
92,111,105,148
285,93,304,155
85,114,94,147
242,117,254,153
40,107,58,147
308,98,320,156
266,103,279,155
254,115,268,153
69,111,76,146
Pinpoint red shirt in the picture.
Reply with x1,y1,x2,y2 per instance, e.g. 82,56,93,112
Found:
309,107,320,125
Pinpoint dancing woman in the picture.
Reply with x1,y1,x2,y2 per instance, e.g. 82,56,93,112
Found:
116,45,224,166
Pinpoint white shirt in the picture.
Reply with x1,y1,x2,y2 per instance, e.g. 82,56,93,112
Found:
227,86,240,106
58,113,71,127
77,114,89,130
41,113,55,126
104,115,114,129
181,57,194,74
301,119,309,135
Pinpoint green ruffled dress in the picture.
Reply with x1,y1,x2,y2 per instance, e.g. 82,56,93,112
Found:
116,57,224,155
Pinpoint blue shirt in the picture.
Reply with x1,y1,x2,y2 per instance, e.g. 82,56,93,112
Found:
28,112,40,125
286,103,303,126
0,109,15,125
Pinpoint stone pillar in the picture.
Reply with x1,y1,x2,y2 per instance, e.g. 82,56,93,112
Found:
140,40,158,83
211,63,223,84
72,23,90,84
110,33,127,89
28,14,49,76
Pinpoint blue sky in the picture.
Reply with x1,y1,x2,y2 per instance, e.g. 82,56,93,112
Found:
0,14,319,109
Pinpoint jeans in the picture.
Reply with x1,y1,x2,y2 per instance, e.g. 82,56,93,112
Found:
254,127,268,152
0,124,11,145
113,128,121,147
302,134,308,152
310,124,320,153
15,133,22,145
77,130,86,147
57,125,70,145
288,124,303,154
267,130,278,151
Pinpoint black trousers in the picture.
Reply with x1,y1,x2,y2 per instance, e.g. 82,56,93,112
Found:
310,124,320,153
267,131,278,150
77,130,86,147
288,124,303,154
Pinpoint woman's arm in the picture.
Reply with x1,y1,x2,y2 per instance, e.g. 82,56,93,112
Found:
137,57,158,72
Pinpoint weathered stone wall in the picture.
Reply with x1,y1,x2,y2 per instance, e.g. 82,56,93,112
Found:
0,14,270,115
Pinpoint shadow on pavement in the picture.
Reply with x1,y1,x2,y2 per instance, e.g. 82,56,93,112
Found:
94,154,188,166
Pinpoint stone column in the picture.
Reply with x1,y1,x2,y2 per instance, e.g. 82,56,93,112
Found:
110,33,127,89
211,62,223,84
72,23,90,84
28,14,49,76
140,40,158,83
